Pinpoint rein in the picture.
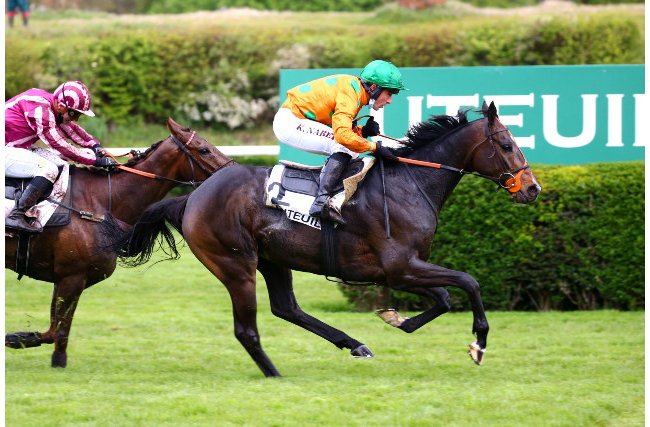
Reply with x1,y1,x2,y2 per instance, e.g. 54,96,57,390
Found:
376,126,529,194
107,131,228,188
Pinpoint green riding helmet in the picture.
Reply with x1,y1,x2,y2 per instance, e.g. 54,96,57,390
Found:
360,60,408,94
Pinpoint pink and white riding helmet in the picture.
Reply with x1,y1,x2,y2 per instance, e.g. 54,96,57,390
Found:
53,81,95,117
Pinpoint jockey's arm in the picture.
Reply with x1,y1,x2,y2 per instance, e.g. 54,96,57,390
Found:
59,123,101,149
332,90,376,153
28,107,97,165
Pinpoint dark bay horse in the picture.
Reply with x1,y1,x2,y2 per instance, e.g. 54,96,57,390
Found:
118,102,541,377
5,118,232,368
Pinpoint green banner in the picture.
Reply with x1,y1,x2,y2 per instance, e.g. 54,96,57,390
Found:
279,65,646,165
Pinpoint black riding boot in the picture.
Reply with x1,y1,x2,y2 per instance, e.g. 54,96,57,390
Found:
5,177,54,233
309,152,351,225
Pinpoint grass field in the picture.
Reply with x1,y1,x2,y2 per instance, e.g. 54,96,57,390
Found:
4,246,644,426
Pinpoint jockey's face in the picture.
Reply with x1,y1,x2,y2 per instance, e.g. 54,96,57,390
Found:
53,100,80,124
372,88,394,110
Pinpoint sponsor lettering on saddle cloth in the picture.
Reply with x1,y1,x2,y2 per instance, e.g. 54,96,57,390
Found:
265,157,376,229
5,164,71,235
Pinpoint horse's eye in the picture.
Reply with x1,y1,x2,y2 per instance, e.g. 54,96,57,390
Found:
502,144,512,152
198,148,210,155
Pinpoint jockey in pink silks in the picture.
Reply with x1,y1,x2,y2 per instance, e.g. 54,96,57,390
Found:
4,80,117,233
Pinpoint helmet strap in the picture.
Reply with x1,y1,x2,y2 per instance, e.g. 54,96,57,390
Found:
361,79,383,100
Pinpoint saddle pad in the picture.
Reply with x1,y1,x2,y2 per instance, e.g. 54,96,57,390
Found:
265,157,376,229
5,164,71,230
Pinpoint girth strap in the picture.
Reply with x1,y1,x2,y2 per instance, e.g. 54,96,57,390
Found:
321,221,340,279
16,233,31,280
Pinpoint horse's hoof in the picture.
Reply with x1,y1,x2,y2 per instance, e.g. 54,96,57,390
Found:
5,332,42,349
468,341,485,365
351,344,374,358
375,308,409,328
51,351,67,368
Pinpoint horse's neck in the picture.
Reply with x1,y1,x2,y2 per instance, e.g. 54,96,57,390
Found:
104,151,181,224
403,123,477,215
402,163,463,221
411,123,477,169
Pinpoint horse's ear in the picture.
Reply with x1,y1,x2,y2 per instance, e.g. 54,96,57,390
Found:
167,117,181,134
481,100,488,113
487,101,498,125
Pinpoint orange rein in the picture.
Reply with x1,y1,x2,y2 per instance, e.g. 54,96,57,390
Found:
103,131,197,180
368,128,528,194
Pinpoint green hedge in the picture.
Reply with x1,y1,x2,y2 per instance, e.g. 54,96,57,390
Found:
5,13,643,128
339,162,644,311
140,0,388,13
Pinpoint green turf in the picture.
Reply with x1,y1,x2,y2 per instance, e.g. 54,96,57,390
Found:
4,246,644,426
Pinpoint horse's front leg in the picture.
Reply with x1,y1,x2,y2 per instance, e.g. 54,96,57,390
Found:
47,276,86,368
5,282,59,350
382,257,489,365
376,286,452,333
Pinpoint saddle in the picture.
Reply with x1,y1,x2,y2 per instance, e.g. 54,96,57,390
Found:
265,157,375,229
4,165,72,231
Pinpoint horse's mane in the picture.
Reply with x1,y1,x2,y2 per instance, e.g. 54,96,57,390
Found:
395,110,471,155
122,140,163,167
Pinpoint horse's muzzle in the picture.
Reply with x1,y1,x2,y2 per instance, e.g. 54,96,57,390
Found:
512,182,541,203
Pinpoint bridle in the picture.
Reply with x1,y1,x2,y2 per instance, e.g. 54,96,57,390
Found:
464,121,530,193
109,131,232,188
103,130,234,214
379,117,530,194
169,132,220,186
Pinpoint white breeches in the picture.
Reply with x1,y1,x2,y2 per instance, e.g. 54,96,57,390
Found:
4,147,64,183
273,108,358,158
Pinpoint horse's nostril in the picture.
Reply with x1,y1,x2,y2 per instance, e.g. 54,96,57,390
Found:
528,184,541,197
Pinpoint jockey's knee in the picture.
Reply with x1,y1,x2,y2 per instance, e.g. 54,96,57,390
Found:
38,162,59,183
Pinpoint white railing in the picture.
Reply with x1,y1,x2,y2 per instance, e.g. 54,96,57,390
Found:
109,145,279,157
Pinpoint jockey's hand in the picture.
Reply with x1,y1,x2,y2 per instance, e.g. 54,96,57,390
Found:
374,141,398,162
92,144,107,157
94,156,117,168
362,116,380,138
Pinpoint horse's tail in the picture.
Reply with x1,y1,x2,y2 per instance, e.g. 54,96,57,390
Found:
116,194,190,267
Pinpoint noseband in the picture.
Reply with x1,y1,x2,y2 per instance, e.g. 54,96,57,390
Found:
469,126,530,194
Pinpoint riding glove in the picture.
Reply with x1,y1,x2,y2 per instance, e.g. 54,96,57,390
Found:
92,144,107,157
94,156,117,168
362,116,380,138
374,141,398,162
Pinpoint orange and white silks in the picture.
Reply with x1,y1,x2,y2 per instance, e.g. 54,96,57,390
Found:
281,74,372,153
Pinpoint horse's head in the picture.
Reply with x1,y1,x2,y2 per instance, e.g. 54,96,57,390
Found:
165,117,233,182
466,102,541,203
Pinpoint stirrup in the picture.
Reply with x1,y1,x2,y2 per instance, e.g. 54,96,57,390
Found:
5,213,43,233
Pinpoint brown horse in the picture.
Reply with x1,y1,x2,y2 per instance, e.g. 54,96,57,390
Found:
118,103,541,377
5,118,232,368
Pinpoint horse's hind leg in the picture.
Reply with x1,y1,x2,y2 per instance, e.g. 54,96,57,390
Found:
377,287,451,333
190,241,281,377
258,259,373,358
229,279,281,378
